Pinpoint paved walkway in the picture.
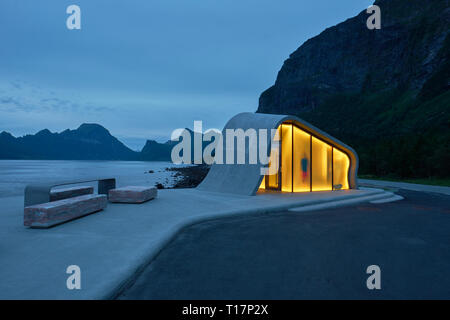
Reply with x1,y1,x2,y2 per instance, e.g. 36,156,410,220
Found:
358,179,450,195
118,189,450,299
0,187,383,299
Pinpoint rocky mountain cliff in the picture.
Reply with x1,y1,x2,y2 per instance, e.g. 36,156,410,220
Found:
258,0,449,178
139,139,175,161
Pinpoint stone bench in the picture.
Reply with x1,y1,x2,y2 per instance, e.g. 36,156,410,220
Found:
24,194,107,228
50,186,94,202
109,186,157,204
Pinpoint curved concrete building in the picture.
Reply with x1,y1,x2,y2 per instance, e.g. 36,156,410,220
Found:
197,112,358,196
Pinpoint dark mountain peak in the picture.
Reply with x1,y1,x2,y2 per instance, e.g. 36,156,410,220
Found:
0,123,138,160
259,0,449,115
0,123,196,162
143,139,159,147
77,123,111,135
0,131,15,139
36,129,53,136
162,128,203,145
140,139,173,161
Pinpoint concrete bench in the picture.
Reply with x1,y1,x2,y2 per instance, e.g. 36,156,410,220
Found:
109,186,157,203
24,194,107,228
24,178,115,207
50,186,94,201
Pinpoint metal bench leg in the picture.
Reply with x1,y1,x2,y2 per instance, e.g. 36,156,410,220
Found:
98,179,116,198
24,186,52,207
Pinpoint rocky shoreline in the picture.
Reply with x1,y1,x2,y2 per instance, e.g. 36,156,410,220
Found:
157,165,210,189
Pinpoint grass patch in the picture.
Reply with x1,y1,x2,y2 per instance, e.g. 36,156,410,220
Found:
358,175,450,187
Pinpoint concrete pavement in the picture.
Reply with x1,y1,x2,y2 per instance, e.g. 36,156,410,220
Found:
119,189,450,299
0,187,390,299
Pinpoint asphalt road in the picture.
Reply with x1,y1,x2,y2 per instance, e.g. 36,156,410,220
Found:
118,189,450,299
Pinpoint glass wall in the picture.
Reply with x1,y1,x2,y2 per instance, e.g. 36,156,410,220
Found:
281,124,292,192
259,175,266,189
311,136,332,191
259,122,350,193
333,148,350,190
265,141,279,189
293,126,311,192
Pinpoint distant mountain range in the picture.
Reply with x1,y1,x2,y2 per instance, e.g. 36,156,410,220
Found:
0,123,186,161
257,0,449,179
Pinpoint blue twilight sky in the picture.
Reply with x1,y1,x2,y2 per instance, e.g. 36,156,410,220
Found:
0,0,372,150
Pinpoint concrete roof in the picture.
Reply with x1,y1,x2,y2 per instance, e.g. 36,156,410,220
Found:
197,112,359,196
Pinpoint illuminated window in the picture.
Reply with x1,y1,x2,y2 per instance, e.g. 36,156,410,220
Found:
333,148,350,190
281,124,293,192
259,175,266,189
293,126,311,192
259,122,349,193
311,137,332,191
265,143,279,189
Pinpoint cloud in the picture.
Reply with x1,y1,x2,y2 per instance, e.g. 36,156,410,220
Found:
10,81,22,89
0,80,115,115
0,95,33,112
0,0,374,144
0,77,260,146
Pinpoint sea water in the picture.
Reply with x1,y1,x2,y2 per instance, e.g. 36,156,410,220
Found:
0,160,184,198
